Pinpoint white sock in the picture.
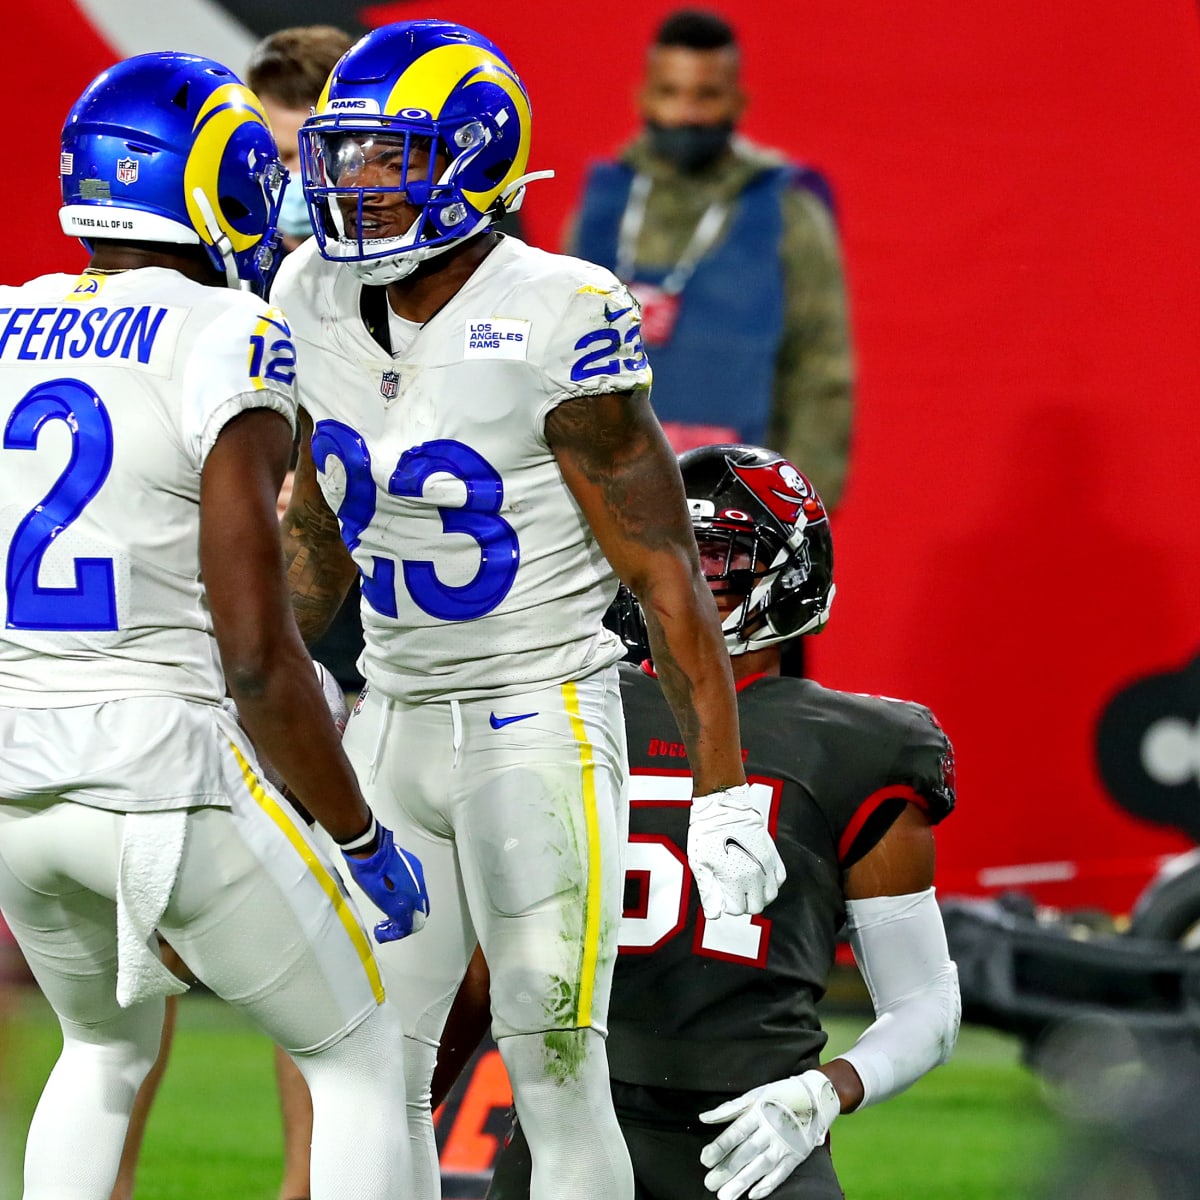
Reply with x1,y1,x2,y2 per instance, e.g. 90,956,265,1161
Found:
497,1029,633,1200
23,1002,162,1200
402,1036,442,1200
295,1002,409,1200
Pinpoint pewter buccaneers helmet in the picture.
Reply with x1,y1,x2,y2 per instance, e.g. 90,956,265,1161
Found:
607,445,834,659
299,19,550,284
680,444,834,653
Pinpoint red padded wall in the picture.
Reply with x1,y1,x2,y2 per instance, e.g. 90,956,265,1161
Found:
371,1,1200,910
9,0,1200,910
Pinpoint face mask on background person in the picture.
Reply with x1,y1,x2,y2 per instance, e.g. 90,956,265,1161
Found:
638,36,745,174
645,120,735,171
277,179,314,241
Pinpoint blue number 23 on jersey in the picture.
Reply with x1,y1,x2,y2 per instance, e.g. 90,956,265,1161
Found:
313,424,519,622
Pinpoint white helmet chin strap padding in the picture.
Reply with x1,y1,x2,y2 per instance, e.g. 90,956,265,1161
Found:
191,188,242,290
725,574,775,656
725,577,836,654
497,169,555,215
723,544,826,655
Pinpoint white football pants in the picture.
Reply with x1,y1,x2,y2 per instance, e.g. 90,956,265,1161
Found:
337,666,634,1200
0,698,408,1200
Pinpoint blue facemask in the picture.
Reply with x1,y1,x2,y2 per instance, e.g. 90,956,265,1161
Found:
277,180,313,240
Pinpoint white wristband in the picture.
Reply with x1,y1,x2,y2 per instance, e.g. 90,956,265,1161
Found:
336,814,378,853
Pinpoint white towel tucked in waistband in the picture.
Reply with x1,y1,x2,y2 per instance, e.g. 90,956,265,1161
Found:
116,810,191,1008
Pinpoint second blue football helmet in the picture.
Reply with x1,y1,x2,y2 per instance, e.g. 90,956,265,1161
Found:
59,52,287,296
300,20,551,283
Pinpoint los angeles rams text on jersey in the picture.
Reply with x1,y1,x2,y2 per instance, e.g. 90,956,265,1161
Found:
272,236,654,703
0,268,297,706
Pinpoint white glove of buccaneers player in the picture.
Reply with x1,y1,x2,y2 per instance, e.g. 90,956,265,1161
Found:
699,1070,841,1200
687,784,786,919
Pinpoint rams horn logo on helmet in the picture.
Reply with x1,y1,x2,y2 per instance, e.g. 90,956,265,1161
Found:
183,83,276,254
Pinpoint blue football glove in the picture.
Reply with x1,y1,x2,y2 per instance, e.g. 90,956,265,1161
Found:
342,825,430,944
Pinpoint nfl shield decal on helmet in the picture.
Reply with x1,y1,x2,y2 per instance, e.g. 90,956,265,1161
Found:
115,157,139,185
380,370,400,399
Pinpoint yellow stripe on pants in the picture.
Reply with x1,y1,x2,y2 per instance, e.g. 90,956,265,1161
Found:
229,742,386,1004
561,681,602,1027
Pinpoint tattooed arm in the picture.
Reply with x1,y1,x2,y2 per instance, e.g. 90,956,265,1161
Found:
547,389,746,795
280,407,358,643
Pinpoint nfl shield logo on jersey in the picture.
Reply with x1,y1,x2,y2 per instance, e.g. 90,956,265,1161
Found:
380,370,399,399
115,157,139,185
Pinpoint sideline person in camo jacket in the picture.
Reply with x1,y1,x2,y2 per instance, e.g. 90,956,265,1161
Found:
567,8,855,509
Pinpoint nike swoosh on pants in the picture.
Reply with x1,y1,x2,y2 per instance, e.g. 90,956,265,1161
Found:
489,711,539,729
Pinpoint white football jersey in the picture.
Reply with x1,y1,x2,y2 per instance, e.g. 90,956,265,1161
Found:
0,267,297,707
272,236,653,703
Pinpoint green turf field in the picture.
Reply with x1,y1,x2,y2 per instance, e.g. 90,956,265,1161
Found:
0,986,1065,1199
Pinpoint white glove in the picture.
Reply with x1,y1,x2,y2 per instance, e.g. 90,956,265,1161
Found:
698,1070,841,1200
687,784,786,919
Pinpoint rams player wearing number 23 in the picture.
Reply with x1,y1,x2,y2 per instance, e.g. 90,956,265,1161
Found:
273,20,785,1200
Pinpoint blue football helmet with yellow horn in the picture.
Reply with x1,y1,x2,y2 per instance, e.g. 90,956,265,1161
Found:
59,52,287,296
299,20,551,284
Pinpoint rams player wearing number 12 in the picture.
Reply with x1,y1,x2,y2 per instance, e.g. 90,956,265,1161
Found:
273,19,785,1200
0,54,426,1200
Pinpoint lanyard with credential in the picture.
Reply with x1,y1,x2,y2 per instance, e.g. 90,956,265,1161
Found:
614,173,730,297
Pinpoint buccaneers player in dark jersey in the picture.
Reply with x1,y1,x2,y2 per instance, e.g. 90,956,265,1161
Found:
438,445,961,1200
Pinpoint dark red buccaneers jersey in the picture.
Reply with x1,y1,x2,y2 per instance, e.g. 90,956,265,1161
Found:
608,662,956,1094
